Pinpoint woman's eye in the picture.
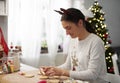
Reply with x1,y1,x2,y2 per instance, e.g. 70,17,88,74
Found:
67,26,71,30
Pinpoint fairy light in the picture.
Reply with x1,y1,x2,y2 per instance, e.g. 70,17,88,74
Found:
88,0,114,73
104,24,106,28
109,60,111,62
93,18,96,20
97,28,100,31
106,41,109,44
97,20,100,22
102,25,104,28
109,53,112,55
89,20,92,23
103,38,105,40
106,57,108,60
103,34,105,37
100,21,102,23
97,10,99,12
96,25,98,27
108,56,110,59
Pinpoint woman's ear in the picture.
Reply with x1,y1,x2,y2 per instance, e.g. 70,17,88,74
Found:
78,19,83,27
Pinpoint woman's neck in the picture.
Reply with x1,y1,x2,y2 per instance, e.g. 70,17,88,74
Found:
78,29,90,40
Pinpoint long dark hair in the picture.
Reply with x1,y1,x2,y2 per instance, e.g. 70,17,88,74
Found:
55,8,95,33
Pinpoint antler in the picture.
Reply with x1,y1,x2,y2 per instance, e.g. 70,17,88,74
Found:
54,8,71,15
54,10,63,15
60,8,69,15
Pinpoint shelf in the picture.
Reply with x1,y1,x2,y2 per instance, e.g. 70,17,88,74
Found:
0,14,8,16
0,0,8,16
0,0,8,44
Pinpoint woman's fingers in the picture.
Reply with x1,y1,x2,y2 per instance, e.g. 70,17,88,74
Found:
46,70,55,76
45,67,56,76
40,68,46,75
40,66,54,76
40,67,64,76
40,66,52,72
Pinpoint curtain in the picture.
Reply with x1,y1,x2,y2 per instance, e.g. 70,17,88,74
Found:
8,0,91,67
8,0,43,67
45,0,72,66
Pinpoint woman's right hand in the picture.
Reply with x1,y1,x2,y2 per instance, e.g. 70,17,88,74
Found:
39,66,52,75
40,66,69,76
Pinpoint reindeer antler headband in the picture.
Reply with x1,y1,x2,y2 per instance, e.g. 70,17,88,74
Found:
54,8,85,21
54,8,71,15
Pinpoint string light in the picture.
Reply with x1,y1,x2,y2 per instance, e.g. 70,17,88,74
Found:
96,25,98,27
109,60,111,62
102,25,104,28
106,42,109,44
100,21,102,23
104,24,106,27
89,20,91,23
109,53,112,55
88,0,114,73
103,38,105,40
93,18,96,20
106,57,108,60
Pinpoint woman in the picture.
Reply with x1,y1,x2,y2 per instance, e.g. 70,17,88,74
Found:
40,8,107,83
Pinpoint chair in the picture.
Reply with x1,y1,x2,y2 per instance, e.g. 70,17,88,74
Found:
107,73,120,83
112,53,119,75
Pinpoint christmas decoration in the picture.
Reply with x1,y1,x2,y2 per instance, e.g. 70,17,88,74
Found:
0,27,9,73
0,44,4,70
0,44,4,58
88,0,115,74
0,28,9,56
2,59,14,73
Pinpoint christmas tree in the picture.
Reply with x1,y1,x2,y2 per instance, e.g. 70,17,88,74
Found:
88,0,115,74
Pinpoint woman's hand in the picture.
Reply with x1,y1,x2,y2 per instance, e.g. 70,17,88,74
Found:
40,66,52,75
45,67,62,76
40,66,69,76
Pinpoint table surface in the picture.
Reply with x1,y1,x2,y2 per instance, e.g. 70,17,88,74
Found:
0,63,40,83
0,63,85,83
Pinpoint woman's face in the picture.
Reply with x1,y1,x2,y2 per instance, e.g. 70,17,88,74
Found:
61,20,81,38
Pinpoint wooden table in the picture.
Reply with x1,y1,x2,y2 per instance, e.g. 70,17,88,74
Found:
0,64,85,83
0,63,40,83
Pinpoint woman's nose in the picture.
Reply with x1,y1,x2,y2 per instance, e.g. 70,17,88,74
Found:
66,30,69,35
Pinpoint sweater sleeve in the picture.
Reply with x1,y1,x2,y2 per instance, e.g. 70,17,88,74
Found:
70,38,106,81
57,54,71,70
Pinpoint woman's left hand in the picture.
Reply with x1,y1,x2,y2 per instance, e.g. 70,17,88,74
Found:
45,67,62,76
45,67,69,76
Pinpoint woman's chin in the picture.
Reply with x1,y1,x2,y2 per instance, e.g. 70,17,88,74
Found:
70,36,77,38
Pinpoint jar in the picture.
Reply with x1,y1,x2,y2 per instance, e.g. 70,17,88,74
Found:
8,52,20,72
0,51,4,72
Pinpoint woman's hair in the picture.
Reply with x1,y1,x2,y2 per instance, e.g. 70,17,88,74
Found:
55,8,95,33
